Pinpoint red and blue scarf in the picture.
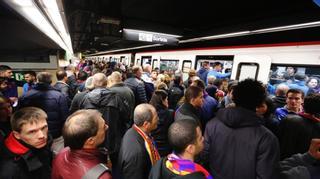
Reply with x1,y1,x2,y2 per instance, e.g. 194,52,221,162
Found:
166,153,213,179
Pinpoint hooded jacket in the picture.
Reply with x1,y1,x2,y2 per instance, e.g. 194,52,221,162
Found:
81,88,130,156
203,107,280,179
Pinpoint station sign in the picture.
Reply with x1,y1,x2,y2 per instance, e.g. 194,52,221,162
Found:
122,29,179,45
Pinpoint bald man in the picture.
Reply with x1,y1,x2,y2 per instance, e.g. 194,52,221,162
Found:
81,73,131,175
109,71,135,123
272,84,289,109
118,104,160,179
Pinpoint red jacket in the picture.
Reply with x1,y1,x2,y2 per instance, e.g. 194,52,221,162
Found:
52,147,112,179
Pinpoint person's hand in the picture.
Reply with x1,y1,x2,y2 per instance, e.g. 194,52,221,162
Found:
308,138,320,160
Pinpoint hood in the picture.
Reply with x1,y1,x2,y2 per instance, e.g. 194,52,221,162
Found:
216,107,260,128
85,88,118,107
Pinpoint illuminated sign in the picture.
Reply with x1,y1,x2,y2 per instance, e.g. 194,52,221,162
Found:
123,29,179,45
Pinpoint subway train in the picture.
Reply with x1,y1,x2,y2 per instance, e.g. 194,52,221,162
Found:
87,41,320,85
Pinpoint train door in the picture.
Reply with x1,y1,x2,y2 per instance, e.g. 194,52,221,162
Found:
232,55,272,84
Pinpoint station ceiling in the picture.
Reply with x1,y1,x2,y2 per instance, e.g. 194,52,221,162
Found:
1,0,320,56
64,0,320,54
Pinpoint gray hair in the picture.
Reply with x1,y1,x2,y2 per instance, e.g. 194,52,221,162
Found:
110,71,122,83
37,72,52,84
133,104,155,126
92,73,107,88
85,76,94,90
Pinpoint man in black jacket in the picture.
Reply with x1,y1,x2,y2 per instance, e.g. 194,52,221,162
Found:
118,104,160,179
149,120,212,179
202,79,280,179
0,107,52,179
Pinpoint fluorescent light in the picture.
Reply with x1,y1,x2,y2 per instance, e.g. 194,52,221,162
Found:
251,21,320,34
4,0,73,55
123,28,182,38
40,0,73,54
180,31,250,43
89,44,163,56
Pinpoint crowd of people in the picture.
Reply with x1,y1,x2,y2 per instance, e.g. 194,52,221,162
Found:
0,59,319,179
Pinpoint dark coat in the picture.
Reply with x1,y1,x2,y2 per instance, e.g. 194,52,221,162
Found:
151,108,174,157
175,103,201,127
53,81,72,106
168,84,184,110
109,82,135,121
124,77,147,106
279,114,320,160
69,90,89,114
0,133,52,179
81,87,130,156
18,83,69,139
149,157,206,179
280,152,320,179
202,107,280,179
272,95,287,109
118,127,152,179
52,147,111,179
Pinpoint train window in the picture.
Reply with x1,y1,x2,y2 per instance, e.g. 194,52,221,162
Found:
160,59,179,73
182,60,192,73
236,63,259,81
152,59,158,69
136,59,141,65
195,55,233,73
141,56,152,66
268,64,320,95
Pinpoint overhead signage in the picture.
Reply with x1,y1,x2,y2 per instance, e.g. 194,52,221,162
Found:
123,29,179,45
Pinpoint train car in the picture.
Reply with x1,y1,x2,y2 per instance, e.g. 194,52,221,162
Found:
133,42,320,84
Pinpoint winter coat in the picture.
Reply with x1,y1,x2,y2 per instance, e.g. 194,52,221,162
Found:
0,133,52,179
279,114,320,160
18,83,69,139
118,128,152,179
124,77,147,106
52,147,111,179
151,108,174,157
202,107,280,179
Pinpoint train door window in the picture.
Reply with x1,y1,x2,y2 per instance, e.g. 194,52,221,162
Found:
120,56,125,63
182,60,192,73
236,63,259,81
268,64,320,95
160,59,179,74
141,56,152,66
136,59,141,65
195,55,234,74
152,59,158,69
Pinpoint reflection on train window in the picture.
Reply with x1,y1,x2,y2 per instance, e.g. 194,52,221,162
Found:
160,59,179,73
141,56,152,66
236,63,259,81
182,60,192,73
268,64,320,95
195,55,233,74
152,59,158,69
136,59,141,65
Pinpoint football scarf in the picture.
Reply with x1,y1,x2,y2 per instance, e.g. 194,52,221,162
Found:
133,125,160,165
166,153,213,179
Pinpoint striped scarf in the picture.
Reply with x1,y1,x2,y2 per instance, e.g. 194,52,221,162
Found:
166,153,213,179
133,125,160,165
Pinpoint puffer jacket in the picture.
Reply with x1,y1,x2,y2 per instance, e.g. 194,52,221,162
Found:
52,147,111,179
124,76,147,106
202,107,280,179
18,83,69,139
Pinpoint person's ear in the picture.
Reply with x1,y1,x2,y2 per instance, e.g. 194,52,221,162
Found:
185,144,195,154
13,131,21,140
